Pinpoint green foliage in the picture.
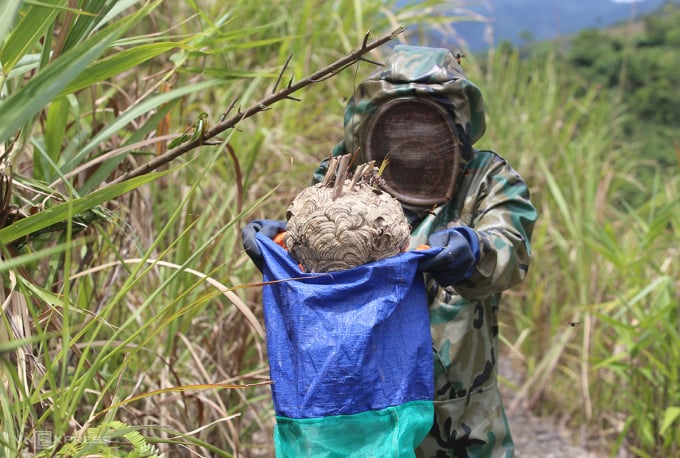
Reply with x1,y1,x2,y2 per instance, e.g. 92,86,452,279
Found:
565,2,680,168
479,47,679,458
0,0,457,456
0,0,275,455
0,172,166,245
54,421,161,458
1,0,676,456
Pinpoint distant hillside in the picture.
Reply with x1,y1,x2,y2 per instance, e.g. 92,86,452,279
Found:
443,0,671,51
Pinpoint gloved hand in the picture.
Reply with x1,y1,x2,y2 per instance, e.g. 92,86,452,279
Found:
241,219,288,272
419,226,480,287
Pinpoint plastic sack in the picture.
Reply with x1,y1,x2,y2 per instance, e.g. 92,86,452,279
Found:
255,234,440,457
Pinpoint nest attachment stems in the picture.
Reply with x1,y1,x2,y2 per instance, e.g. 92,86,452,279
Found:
284,157,410,273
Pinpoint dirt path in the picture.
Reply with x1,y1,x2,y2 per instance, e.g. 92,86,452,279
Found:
499,356,607,458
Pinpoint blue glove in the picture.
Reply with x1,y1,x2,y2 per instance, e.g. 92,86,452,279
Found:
241,219,288,271
419,226,480,287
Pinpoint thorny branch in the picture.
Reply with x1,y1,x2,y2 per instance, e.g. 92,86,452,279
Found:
106,27,404,187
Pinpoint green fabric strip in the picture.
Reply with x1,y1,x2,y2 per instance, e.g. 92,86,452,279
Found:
274,400,434,457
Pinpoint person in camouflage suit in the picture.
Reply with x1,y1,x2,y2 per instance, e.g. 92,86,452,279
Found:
244,45,536,457
313,45,537,457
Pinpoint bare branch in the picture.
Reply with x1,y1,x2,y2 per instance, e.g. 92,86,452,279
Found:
105,26,404,187
332,154,350,200
362,29,371,49
219,98,238,123
273,53,293,94
359,57,383,67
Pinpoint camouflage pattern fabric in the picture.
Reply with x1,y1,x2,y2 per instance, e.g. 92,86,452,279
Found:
335,44,486,162
314,45,537,457
313,44,486,183
409,150,536,458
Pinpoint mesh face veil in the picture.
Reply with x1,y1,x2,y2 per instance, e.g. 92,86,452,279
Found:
313,46,487,205
362,97,461,206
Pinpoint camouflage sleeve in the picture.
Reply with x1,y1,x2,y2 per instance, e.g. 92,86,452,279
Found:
312,157,329,184
454,152,537,298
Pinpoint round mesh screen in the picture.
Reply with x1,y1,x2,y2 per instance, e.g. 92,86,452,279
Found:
362,98,460,206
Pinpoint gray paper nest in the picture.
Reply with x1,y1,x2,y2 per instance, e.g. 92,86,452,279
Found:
284,156,410,273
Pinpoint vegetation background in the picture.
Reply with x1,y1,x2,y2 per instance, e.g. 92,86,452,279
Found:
0,0,677,457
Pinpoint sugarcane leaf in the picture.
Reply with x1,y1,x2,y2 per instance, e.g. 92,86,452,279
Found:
0,0,66,73
0,169,171,244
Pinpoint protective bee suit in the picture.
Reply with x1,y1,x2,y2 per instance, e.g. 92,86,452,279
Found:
314,45,538,458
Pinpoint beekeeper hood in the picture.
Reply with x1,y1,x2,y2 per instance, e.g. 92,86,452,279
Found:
335,45,486,207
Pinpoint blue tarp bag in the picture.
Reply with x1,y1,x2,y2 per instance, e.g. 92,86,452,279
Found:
255,234,440,457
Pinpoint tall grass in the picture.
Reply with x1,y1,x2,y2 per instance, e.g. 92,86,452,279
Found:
477,50,680,456
0,0,463,456
0,1,276,455
2,0,676,456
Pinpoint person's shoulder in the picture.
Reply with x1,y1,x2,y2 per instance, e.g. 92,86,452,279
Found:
465,149,528,187
466,149,511,171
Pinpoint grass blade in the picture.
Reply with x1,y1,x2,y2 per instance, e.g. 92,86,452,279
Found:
0,169,170,244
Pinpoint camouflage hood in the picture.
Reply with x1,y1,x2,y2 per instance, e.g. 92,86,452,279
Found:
335,45,486,160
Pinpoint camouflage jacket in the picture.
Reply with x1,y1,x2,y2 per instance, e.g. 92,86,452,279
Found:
409,149,536,458
314,148,536,457
314,45,537,457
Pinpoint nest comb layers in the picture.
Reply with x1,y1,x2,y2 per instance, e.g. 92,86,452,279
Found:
284,160,410,273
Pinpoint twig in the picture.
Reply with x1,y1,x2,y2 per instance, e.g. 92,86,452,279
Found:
332,154,351,200
226,143,243,215
105,27,404,187
321,156,339,187
348,160,375,191
273,53,293,94
219,98,238,123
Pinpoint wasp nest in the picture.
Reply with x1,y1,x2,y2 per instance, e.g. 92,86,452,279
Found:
284,157,410,273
